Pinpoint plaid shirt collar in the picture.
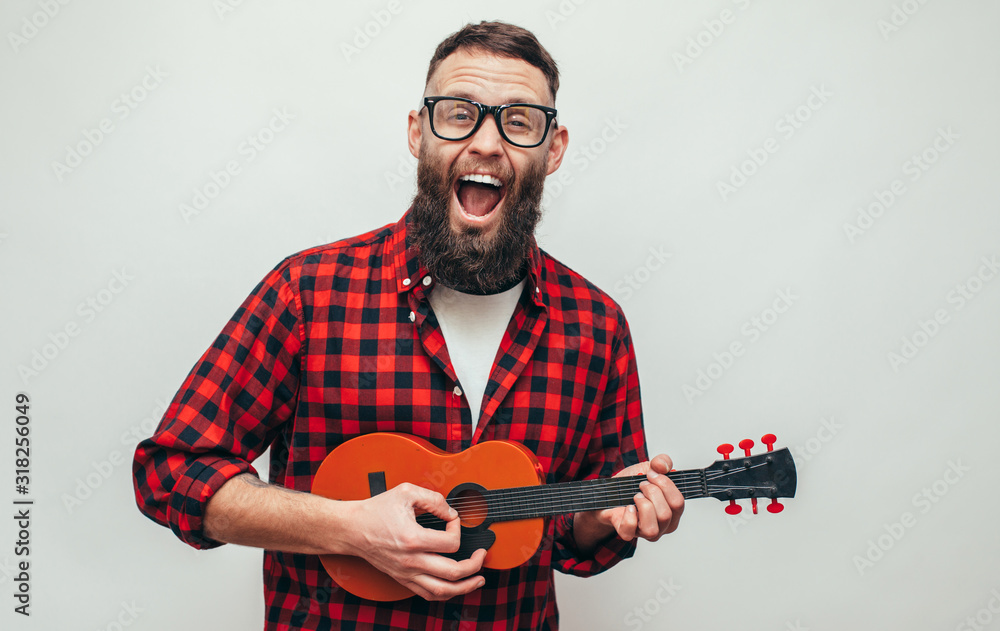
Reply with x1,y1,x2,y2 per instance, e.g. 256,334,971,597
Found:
389,209,550,310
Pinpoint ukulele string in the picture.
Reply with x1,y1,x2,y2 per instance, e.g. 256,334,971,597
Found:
435,475,708,512
420,491,774,522
425,472,776,521
431,478,719,521
437,474,708,505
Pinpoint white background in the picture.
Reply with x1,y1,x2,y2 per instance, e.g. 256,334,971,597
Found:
2,1,999,629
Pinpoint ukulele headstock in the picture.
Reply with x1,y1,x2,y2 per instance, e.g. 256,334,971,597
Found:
705,434,796,515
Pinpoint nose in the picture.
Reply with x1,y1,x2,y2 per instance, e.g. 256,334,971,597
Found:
466,114,504,158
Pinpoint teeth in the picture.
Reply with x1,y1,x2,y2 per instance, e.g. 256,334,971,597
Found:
460,174,502,188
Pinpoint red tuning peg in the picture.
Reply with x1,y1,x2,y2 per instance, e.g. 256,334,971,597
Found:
761,434,776,451
767,498,784,514
750,497,758,514
718,444,740,514
739,439,754,456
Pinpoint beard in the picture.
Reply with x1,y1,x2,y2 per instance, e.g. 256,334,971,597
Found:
408,149,547,295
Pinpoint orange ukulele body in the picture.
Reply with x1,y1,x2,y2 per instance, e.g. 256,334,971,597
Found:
311,433,547,602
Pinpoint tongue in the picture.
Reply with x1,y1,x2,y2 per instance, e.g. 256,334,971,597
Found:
457,181,501,217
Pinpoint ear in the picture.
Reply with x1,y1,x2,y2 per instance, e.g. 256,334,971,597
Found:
545,124,569,176
407,109,423,159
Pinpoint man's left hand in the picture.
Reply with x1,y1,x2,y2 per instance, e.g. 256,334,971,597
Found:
609,454,684,541
577,454,684,546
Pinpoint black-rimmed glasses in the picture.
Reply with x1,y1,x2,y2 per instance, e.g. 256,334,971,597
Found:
422,96,558,148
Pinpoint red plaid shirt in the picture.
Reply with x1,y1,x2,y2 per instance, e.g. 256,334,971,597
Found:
132,211,648,630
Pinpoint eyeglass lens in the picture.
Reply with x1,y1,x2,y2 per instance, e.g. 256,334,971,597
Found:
432,99,549,146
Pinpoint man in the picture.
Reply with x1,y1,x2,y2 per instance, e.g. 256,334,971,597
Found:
133,21,683,630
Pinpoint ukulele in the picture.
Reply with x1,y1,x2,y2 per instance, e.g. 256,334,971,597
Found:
311,432,796,601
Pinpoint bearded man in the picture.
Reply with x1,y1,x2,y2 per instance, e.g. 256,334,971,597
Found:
133,21,683,630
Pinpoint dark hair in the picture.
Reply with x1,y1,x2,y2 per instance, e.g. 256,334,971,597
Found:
426,21,560,102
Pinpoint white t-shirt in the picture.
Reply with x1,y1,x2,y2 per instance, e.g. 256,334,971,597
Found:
428,280,525,426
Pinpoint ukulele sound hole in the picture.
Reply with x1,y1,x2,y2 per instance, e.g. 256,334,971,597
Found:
448,482,490,529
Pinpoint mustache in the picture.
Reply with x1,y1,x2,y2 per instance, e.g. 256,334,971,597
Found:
447,158,515,189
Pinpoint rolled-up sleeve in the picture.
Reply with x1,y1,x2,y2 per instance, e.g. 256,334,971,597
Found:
552,311,647,576
132,261,303,549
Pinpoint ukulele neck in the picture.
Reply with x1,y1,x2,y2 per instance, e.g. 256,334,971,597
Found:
464,469,708,523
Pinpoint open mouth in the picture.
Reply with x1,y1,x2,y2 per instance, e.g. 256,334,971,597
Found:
455,173,506,222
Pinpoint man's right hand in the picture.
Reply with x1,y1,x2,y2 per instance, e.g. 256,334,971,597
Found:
205,474,486,601
340,483,487,601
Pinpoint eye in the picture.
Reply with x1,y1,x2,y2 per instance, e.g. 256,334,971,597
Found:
443,102,477,124
502,107,536,131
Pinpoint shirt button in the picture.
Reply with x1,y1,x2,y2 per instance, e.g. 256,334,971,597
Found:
402,278,411,286
422,276,432,287
535,286,540,293
408,311,415,322
453,386,462,397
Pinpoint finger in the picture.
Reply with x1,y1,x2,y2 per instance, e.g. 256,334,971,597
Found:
646,463,684,534
639,481,672,538
408,510,464,555
395,485,466,553
614,502,639,541
417,547,487,582
406,484,458,522
665,486,685,534
634,489,662,541
615,460,648,478
404,549,487,600
648,453,673,475
406,570,486,602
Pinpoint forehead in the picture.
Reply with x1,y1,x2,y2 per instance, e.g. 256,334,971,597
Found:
427,49,552,106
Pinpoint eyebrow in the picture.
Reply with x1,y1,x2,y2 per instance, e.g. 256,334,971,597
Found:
442,90,543,106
